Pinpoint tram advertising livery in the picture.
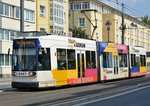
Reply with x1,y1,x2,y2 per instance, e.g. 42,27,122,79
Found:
11,33,147,89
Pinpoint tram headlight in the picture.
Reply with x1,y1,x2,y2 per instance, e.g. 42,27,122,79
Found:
29,72,36,76
12,72,16,76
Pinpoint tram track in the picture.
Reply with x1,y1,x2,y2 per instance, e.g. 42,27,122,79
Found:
0,75,150,106
25,75,150,106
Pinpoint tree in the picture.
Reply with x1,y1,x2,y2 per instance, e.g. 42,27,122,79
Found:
141,14,150,25
69,28,89,39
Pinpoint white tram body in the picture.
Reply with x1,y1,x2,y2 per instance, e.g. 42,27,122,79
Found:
12,35,97,88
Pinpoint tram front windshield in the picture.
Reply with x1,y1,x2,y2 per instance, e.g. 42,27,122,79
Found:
12,48,37,71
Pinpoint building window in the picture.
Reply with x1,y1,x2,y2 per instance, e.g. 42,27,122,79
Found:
116,22,118,30
96,19,98,26
5,4,9,16
69,3,73,10
15,7,20,18
74,2,81,10
0,3,3,15
64,12,66,22
29,11,33,21
40,28,46,32
96,33,98,40
25,9,34,21
0,54,4,66
5,55,9,66
78,18,85,27
128,38,130,45
40,5,46,16
116,35,118,43
141,31,142,37
82,2,90,9
138,30,139,36
4,30,9,40
0,29,4,40
132,39,134,46
25,9,29,20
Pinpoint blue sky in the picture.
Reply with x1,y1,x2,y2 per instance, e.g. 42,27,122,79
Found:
100,0,150,18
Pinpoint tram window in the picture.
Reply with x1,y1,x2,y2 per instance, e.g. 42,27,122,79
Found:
119,54,128,67
102,52,113,68
57,49,66,70
67,49,76,69
86,51,91,69
140,55,146,66
91,51,96,68
131,54,136,67
38,48,51,70
86,51,96,69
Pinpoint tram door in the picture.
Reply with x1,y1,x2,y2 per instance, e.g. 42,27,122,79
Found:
76,51,85,79
113,55,119,74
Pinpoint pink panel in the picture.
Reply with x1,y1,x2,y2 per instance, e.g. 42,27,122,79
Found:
85,68,97,77
104,76,107,80
115,44,128,54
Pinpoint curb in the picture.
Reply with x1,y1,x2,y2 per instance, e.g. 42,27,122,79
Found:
0,88,15,93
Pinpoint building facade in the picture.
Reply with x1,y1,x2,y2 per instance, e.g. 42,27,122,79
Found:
36,0,50,32
50,0,69,36
69,0,150,61
69,0,103,41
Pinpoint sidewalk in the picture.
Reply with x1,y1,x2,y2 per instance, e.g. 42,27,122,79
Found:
0,78,11,92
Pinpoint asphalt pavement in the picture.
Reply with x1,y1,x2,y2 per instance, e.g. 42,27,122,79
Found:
79,85,150,106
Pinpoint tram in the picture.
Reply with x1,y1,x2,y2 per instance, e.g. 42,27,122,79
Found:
11,32,147,89
99,42,129,81
129,46,147,77
12,33,97,88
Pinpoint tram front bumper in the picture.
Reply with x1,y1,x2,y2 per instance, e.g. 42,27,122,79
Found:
12,82,39,89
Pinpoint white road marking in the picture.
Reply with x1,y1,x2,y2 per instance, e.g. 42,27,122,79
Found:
75,84,150,106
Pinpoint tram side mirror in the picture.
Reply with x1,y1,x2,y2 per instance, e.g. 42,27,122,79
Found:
39,48,47,54
44,48,47,54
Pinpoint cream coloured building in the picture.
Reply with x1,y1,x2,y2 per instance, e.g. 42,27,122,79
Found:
69,0,150,61
69,0,103,41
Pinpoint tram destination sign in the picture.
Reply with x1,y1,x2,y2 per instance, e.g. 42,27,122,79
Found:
68,39,85,48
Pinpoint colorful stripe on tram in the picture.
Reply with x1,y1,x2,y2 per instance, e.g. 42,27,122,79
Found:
51,68,97,86
130,67,147,77
52,58,97,86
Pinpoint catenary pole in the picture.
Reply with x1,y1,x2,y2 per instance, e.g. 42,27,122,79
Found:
20,0,24,32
